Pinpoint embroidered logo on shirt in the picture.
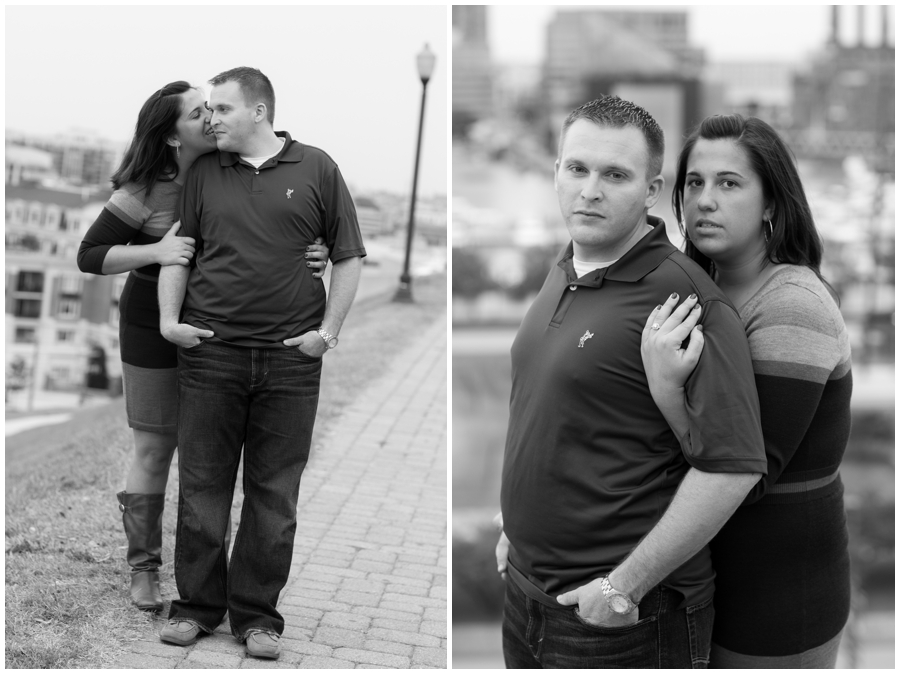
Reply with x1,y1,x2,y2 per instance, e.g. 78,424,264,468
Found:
286,189,294,199
578,330,594,348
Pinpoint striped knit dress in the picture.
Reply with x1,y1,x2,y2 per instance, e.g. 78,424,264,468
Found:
709,264,852,662
77,180,182,434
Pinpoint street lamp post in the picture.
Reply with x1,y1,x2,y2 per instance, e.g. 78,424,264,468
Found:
394,44,436,303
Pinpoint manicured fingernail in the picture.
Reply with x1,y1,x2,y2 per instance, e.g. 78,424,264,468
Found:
306,246,311,251
306,262,311,267
655,305,662,310
689,293,697,300
670,293,678,299
696,325,703,331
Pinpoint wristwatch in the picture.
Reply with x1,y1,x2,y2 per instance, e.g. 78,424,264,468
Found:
600,576,639,615
316,327,338,349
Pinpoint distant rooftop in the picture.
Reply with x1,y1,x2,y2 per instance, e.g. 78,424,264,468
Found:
354,195,380,210
5,144,54,169
6,183,112,208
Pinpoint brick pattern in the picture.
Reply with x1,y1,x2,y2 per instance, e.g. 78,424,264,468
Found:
116,314,447,668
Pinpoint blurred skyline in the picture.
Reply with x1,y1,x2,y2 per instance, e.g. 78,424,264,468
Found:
5,5,447,197
489,5,892,65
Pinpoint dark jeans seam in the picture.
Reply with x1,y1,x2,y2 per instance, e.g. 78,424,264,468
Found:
686,596,715,668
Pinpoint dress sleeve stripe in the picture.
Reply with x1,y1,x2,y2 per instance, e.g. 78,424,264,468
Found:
748,324,844,372
107,187,151,228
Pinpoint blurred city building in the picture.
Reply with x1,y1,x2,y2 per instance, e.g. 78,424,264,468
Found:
789,5,894,170
347,190,447,245
544,9,705,176
7,131,125,405
8,129,123,187
452,6,493,136
411,194,449,245
702,62,795,126
6,144,55,186
6,181,120,399
353,195,391,238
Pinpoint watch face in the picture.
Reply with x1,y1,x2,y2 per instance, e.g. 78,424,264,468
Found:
610,594,630,613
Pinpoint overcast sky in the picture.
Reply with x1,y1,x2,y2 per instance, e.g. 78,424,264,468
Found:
5,5,448,197
489,5,892,65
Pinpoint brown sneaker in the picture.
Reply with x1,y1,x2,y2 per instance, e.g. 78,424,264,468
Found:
244,629,281,659
159,619,205,646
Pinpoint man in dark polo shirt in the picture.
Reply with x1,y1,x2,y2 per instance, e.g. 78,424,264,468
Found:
156,67,364,660
496,96,767,668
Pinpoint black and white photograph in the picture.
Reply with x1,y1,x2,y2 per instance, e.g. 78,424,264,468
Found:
452,5,893,669
6,4,447,668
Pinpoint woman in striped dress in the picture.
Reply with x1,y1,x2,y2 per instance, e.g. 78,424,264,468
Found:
641,114,851,668
78,81,328,611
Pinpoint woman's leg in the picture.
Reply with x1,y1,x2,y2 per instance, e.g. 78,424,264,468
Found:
119,430,177,611
125,429,178,494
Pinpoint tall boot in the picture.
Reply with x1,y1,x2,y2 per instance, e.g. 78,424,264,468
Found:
117,491,165,612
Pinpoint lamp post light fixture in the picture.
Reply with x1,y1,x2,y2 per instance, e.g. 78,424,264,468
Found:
394,43,436,303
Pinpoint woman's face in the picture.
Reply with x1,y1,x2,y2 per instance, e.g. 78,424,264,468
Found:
683,138,772,266
173,88,216,158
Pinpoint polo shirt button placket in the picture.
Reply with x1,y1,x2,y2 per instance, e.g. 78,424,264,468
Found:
569,284,577,291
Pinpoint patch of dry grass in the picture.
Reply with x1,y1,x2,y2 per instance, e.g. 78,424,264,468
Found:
5,274,446,668
6,414,157,668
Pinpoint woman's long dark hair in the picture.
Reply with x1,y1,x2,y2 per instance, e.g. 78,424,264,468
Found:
672,114,825,283
111,81,192,194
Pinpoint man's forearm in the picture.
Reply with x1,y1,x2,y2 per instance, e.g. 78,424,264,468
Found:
321,256,362,336
158,264,190,330
608,468,761,602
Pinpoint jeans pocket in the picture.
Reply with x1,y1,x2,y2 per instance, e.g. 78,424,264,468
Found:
572,607,656,634
291,346,322,363
685,597,715,668
182,339,207,351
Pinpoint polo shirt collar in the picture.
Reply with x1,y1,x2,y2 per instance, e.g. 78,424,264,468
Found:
218,130,304,167
556,216,674,286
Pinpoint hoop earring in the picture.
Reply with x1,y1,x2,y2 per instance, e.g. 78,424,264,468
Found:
764,214,773,243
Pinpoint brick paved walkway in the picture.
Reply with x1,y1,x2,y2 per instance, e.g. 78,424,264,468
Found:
119,313,447,668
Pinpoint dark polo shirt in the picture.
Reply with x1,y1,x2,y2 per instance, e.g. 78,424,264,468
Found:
501,217,766,608
178,131,366,347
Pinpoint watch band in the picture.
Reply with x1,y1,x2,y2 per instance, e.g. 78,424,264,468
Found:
600,576,639,614
316,327,338,349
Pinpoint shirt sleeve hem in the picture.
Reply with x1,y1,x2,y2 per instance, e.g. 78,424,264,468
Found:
683,455,769,474
331,248,367,263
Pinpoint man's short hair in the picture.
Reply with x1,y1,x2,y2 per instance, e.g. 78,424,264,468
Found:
559,96,665,178
209,66,276,124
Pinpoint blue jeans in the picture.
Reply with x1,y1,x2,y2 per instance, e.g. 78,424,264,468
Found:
168,341,321,639
502,575,714,668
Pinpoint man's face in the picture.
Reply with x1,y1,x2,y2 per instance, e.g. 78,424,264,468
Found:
208,80,258,154
555,120,663,262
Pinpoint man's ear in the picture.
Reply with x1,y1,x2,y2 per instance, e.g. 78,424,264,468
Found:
254,104,267,124
645,174,664,210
